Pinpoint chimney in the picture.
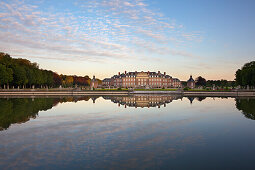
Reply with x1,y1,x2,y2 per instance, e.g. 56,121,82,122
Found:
164,72,166,75
125,71,127,74
158,71,160,74
118,72,120,75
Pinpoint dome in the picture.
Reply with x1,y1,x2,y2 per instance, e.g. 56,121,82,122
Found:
187,75,195,82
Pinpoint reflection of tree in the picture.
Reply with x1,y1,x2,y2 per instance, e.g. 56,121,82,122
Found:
0,96,91,131
236,98,255,120
187,97,195,104
0,98,55,130
91,96,100,103
196,96,206,102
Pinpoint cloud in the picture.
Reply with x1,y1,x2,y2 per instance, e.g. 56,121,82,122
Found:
0,0,203,64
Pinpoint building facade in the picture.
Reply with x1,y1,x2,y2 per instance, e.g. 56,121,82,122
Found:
90,75,98,89
102,71,181,88
102,78,111,87
187,75,195,89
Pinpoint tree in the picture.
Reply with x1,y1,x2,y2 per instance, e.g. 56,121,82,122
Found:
65,76,74,87
34,69,43,86
195,76,206,87
0,64,13,86
0,53,12,66
0,52,92,88
26,68,36,88
12,65,28,87
53,72,62,87
235,61,255,87
46,71,54,87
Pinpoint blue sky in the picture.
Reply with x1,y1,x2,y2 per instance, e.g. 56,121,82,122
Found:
0,0,254,80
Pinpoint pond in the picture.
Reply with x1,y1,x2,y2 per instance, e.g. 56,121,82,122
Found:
0,95,255,169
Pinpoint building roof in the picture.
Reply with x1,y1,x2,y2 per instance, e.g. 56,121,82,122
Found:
103,78,111,81
109,71,175,79
187,75,195,82
173,78,180,81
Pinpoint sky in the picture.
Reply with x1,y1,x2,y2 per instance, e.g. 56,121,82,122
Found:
0,0,254,80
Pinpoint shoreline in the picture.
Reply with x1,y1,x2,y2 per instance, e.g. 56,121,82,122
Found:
0,90,255,97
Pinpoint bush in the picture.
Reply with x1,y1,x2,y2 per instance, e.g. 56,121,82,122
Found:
117,87,122,91
183,87,189,91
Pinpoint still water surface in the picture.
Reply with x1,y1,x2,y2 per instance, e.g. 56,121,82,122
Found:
0,95,255,169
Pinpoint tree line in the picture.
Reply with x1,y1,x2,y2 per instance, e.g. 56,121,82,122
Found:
235,61,255,87
0,52,91,89
183,61,255,89
182,76,235,88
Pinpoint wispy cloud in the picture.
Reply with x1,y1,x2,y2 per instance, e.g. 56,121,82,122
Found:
0,0,203,64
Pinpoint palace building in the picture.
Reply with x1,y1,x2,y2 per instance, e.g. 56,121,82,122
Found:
102,71,181,88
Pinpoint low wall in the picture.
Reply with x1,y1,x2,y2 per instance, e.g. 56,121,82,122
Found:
131,91,182,94
183,91,255,97
0,90,255,97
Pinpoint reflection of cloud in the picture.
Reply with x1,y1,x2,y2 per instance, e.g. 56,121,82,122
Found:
0,104,205,169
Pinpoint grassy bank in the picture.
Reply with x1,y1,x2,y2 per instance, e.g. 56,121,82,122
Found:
184,89,232,92
94,88,129,91
134,89,178,91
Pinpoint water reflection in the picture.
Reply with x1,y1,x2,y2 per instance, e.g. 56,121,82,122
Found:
236,98,255,120
103,95,182,108
0,96,91,131
1,95,255,131
1,95,255,169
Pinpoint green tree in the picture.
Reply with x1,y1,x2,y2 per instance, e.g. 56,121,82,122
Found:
235,61,255,87
0,53,12,66
34,69,43,86
195,76,206,87
46,71,54,87
12,65,28,87
26,68,36,88
0,64,13,86
0,52,91,88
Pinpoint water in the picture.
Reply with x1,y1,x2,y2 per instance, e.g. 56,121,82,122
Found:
0,95,255,170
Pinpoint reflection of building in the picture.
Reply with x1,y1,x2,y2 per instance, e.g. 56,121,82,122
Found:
90,76,98,89
102,71,181,88
187,96,195,104
187,75,195,89
91,96,100,103
105,95,182,108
